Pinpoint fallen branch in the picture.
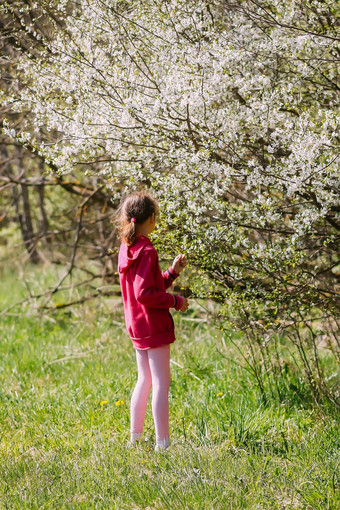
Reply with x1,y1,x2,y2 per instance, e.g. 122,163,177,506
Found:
39,289,121,311
47,344,109,365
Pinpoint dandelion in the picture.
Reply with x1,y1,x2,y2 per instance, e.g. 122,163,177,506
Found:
115,400,125,406
217,392,223,397
100,400,108,406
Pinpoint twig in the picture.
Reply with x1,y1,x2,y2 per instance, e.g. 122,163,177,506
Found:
39,186,104,308
170,359,202,382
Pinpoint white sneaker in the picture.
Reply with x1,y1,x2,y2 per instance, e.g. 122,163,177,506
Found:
128,431,142,447
155,438,171,452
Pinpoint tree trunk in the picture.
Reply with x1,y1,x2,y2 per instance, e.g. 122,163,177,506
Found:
15,147,40,263
37,160,50,243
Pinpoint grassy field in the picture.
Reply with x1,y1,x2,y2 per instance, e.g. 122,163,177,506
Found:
0,264,339,509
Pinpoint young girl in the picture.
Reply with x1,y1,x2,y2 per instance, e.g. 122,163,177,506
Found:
116,191,189,451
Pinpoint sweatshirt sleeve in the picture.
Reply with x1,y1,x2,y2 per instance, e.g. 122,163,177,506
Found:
133,247,177,309
162,266,179,290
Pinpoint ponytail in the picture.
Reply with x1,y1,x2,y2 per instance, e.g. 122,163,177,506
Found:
121,218,137,247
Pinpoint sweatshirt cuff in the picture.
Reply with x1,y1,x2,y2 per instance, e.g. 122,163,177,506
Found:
173,295,184,311
167,267,179,280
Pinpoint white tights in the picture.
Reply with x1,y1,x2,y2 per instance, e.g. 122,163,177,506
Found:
130,344,171,446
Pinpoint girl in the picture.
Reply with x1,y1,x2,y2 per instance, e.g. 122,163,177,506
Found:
116,190,189,451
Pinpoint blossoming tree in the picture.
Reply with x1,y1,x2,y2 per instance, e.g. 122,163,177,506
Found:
3,0,339,400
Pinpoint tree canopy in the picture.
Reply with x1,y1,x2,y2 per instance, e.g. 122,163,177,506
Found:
2,0,339,400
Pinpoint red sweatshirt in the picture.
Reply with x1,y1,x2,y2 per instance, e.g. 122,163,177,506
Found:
118,235,184,350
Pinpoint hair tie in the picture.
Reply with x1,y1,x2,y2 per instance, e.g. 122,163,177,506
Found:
130,217,136,223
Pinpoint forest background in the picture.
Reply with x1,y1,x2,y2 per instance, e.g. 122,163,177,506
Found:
0,1,339,508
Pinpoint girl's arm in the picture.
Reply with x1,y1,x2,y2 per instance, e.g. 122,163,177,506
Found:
162,254,187,289
162,266,179,290
134,247,183,310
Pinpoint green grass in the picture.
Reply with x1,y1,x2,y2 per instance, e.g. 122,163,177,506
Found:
0,264,339,509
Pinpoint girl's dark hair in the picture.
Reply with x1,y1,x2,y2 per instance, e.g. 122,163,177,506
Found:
115,190,159,246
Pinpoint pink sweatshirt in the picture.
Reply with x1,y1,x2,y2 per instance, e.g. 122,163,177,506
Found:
118,235,184,350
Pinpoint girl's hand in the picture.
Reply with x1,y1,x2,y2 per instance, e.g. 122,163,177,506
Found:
179,297,189,312
172,254,187,274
